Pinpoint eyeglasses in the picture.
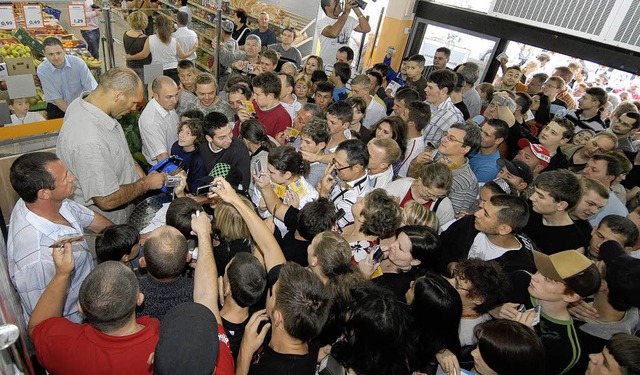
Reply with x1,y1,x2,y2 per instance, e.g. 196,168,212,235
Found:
422,185,447,200
542,83,559,89
442,131,465,145
332,158,353,171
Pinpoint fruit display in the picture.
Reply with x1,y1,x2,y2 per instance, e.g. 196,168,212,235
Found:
29,89,46,111
1,43,31,58
79,55,102,69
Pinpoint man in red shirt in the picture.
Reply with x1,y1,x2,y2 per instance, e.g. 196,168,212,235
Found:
29,211,234,374
237,72,292,145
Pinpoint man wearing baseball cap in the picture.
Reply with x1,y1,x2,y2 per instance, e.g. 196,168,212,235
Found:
515,138,551,177
496,158,533,194
509,249,600,375
569,241,640,374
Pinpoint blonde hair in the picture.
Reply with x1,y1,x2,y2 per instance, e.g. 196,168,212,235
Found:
213,195,254,241
127,10,148,31
402,201,439,231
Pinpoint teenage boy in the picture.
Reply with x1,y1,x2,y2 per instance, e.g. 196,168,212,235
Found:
524,170,587,255
404,54,428,101
299,118,331,188
176,59,198,115
199,111,251,194
515,139,551,178
423,69,464,144
469,119,509,183
581,153,629,226
314,81,335,112
495,158,533,195
397,101,430,177
247,72,291,144
329,62,350,102
569,241,640,375
585,334,640,375
587,215,639,260
538,118,574,171
324,101,353,153
507,249,601,375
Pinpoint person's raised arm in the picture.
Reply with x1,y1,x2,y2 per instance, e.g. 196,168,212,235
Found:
253,171,289,220
321,1,353,38
93,171,167,211
191,211,222,322
210,177,286,271
28,243,74,336
351,1,371,33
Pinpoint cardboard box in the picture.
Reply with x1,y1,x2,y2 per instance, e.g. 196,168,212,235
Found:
5,57,35,75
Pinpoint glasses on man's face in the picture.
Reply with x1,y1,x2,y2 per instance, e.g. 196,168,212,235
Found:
542,83,558,89
332,158,353,171
442,131,465,145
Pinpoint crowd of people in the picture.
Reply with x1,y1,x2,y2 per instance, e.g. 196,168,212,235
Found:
4,0,640,373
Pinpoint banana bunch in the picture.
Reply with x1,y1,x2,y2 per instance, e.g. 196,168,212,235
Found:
79,54,102,68
33,57,41,67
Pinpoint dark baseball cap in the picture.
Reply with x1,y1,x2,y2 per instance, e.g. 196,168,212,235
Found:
496,158,533,184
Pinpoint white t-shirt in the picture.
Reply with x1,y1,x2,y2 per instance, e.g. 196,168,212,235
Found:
362,96,386,129
468,232,521,261
172,27,198,61
316,15,359,67
10,112,46,126
397,137,425,178
149,35,179,70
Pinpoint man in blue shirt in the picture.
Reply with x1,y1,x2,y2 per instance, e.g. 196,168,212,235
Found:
36,37,97,119
248,12,276,47
469,119,509,183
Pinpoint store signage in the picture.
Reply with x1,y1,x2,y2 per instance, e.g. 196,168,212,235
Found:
24,5,44,29
0,6,17,30
68,4,86,27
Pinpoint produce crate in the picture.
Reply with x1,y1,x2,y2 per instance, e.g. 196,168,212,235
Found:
14,28,44,56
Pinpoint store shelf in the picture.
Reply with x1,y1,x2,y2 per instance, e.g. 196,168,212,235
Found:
160,2,218,28
194,59,210,71
199,45,215,55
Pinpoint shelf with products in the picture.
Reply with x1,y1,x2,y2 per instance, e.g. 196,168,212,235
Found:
160,0,218,28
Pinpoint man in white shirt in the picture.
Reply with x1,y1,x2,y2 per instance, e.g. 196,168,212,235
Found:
172,11,197,61
139,76,180,165
368,138,400,189
422,69,464,144
351,74,386,129
317,0,370,71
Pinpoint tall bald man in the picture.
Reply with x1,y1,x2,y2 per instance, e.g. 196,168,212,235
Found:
139,76,180,165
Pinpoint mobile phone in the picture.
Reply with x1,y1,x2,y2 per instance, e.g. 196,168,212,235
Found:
246,63,255,73
372,245,384,263
336,208,346,221
318,353,346,375
196,183,217,196
253,160,262,176
165,175,182,188
493,95,510,107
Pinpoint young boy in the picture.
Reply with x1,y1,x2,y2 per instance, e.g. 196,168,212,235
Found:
170,118,207,194
175,59,198,115
329,62,350,102
403,54,428,101
508,249,601,375
313,81,334,112
95,224,141,269
9,97,45,125
299,118,330,188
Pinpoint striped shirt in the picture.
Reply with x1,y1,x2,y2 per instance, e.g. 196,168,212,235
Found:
329,173,371,229
449,159,479,214
423,97,464,144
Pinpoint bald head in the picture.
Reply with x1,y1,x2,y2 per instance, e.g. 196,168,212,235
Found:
152,75,178,94
151,76,179,111
144,225,188,279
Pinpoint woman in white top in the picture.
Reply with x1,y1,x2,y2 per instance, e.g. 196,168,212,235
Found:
127,14,196,85
253,145,318,236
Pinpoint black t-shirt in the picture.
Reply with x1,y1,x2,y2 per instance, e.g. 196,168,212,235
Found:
542,147,569,172
505,121,537,160
278,207,311,267
249,343,317,375
524,211,587,255
573,219,593,248
198,137,251,195
509,272,582,375
372,270,417,302
454,100,470,120
222,315,249,362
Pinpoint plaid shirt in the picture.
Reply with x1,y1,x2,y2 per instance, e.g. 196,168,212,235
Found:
422,97,464,144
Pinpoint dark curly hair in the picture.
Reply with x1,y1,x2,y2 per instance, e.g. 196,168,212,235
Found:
457,259,510,313
361,189,402,238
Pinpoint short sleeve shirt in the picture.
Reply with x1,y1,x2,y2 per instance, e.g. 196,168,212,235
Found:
317,15,359,67
7,199,95,323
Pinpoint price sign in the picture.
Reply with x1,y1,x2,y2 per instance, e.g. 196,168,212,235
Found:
0,6,17,30
24,5,44,29
68,4,86,27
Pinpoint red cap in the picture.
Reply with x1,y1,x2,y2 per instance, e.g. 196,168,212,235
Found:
517,139,551,168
